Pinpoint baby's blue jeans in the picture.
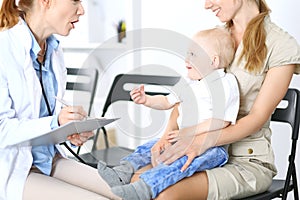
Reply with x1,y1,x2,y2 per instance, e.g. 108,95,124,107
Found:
122,138,228,198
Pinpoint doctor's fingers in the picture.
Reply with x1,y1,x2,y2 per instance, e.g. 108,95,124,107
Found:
58,108,86,126
67,132,92,146
60,106,87,118
65,112,86,120
79,131,94,141
58,112,84,125
64,105,87,116
67,134,84,146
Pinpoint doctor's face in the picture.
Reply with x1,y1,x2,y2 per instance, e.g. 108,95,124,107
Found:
46,0,85,36
204,0,242,23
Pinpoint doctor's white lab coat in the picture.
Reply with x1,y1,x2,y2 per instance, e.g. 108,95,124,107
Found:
0,19,67,200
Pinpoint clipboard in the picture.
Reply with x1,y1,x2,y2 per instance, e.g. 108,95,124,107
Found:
20,118,119,146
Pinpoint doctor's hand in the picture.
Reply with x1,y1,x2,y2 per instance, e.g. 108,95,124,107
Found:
58,105,87,126
58,106,91,146
67,131,94,146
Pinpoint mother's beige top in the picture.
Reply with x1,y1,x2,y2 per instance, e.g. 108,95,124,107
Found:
227,16,300,172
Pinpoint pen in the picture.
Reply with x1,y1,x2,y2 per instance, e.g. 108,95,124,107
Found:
55,96,93,120
54,96,70,107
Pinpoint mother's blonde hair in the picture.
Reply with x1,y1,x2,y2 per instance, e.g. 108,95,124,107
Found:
226,0,270,73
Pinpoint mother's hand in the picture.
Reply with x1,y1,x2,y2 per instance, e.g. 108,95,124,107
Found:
157,134,211,172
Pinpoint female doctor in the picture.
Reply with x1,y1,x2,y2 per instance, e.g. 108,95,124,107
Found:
0,0,120,199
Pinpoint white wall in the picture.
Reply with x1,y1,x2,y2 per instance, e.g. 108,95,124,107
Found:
58,0,128,44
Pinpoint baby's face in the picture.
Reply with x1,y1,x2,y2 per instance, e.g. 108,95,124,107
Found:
185,46,214,80
185,51,202,80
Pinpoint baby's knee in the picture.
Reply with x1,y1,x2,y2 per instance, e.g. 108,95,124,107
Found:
130,165,153,183
130,173,140,183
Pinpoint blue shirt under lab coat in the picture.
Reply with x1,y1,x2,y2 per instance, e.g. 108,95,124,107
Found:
29,31,60,175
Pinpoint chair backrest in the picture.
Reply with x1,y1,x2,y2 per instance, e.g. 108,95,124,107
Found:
63,67,99,158
271,88,300,141
66,67,99,115
93,73,180,150
101,73,181,117
271,88,300,199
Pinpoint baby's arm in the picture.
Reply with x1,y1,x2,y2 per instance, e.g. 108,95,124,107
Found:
130,84,174,110
167,118,230,143
151,103,180,166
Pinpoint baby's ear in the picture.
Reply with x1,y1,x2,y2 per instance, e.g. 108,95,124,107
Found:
211,55,220,69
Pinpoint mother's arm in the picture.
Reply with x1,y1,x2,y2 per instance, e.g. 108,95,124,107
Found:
158,64,296,170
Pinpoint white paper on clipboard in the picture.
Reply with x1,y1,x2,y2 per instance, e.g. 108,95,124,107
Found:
19,118,119,146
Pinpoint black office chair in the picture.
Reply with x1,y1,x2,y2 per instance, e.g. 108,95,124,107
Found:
65,67,99,116
78,73,181,168
60,67,99,163
242,88,299,200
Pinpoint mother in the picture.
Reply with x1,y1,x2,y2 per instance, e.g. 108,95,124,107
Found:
132,0,300,199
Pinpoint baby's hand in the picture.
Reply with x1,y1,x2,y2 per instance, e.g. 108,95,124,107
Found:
130,84,146,104
151,137,171,167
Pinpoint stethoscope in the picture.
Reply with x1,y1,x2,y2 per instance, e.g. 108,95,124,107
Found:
37,59,86,163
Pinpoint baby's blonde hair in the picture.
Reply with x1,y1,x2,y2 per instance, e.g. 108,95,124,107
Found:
193,28,235,68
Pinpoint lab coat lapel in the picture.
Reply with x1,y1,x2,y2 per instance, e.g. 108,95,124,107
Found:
23,55,42,118
11,19,42,118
